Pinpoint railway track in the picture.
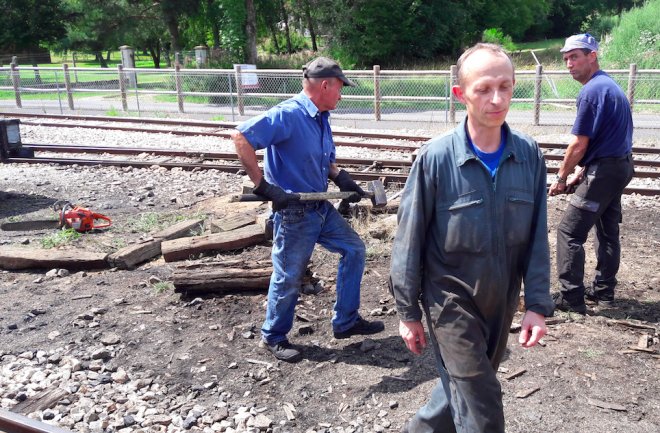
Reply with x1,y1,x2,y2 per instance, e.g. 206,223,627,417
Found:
4,112,660,195
0,409,72,433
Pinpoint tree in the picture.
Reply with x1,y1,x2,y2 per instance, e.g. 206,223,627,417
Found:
256,0,282,53
0,0,67,63
279,0,293,53
244,0,257,63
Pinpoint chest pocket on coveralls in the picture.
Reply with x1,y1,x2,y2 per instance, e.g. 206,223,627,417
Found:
436,196,487,254
504,188,534,247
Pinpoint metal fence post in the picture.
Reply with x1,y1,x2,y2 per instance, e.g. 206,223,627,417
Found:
533,64,543,126
175,63,184,113
55,71,63,114
10,63,21,108
627,63,637,111
235,65,244,116
449,65,457,124
373,65,381,121
63,64,74,110
228,72,235,122
118,64,128,111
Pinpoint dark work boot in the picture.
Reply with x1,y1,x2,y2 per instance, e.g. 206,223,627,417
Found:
552,292,586,315
334,316,385,339
585,286,614,307
263,340,302,363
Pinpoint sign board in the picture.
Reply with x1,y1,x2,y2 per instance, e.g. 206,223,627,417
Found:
234,64,259,89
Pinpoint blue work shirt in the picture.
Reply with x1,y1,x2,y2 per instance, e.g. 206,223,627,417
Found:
236,91,335,193
572,70,633,166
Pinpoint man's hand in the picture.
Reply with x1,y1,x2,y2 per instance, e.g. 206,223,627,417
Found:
548,181,567,196
333,170,365,203
519,311,547,348
399,320,427,355
567,166,585,192
253,178,294,211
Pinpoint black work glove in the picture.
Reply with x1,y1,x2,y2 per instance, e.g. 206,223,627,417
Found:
253,178,294,212
333,169,365,203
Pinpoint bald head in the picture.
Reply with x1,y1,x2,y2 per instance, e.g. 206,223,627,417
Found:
456,43,515,88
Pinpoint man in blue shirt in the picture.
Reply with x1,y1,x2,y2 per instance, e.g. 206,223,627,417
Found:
549,34,635,314
230,57,384,362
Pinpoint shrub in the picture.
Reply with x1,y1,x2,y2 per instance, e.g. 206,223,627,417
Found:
482,29,516,51
263,31,311,55
600,0,660,69
582,13,619,41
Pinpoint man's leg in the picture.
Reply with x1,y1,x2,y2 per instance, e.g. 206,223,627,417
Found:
262,206,321,346
592,193,622,299
592,156,634,300
405,301,456,433
315,201,366,332
407,279,505,433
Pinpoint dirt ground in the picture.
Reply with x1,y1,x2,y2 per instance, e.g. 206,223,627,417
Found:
1,161,660,433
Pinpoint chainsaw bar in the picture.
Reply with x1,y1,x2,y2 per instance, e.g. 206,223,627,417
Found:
1,220,61,231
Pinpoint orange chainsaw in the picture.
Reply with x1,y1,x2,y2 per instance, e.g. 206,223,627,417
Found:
1,201,111,232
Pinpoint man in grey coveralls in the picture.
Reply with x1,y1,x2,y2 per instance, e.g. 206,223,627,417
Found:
390,44,555,432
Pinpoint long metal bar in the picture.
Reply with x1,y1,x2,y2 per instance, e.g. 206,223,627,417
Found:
20,144,413,167
0,409,73,433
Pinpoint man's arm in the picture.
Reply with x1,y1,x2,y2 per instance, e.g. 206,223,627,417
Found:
328,162,339,181
521,148,554,343
390,147,436,354
231,129,264,187
548,134,589,196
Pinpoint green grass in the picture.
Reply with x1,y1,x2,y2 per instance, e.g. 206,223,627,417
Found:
579,348,603,359
211,115,226,121
152,281,174,294
514,39,566,51
125,213,161,233
40,228,81,249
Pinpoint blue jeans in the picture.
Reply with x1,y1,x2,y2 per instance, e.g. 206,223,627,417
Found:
261,200,366,345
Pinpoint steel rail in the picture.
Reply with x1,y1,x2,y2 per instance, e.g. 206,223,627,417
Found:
2,112,430,142
1,157,410,184
3,156,660,195
16,117,660,155
0,409,73,433
18,121,419,152
21,144,413,168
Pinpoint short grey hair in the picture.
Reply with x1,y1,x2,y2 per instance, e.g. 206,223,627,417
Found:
456,43,515,87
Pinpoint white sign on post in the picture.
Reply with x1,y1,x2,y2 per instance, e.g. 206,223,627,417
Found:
234,64,259,89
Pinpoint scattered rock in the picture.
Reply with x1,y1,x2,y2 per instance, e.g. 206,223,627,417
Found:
148,275,162,284
242,331,254,340
389,400,398,409
111,369,129,383
360,339,379,353
45,269,58,278
57,269,70,278
299,326,314,336
32,277,43,284
101,333,121,345
90,347,112,360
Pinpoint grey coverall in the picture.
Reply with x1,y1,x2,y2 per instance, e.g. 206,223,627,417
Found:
390,118,555,432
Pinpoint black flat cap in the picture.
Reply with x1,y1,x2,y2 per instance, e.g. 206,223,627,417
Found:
302,57,356,87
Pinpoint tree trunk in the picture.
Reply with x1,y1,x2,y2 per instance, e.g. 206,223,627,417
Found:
148,40,161,69
29,50,42,85
164,42,172,67
106,51,112,61
304,0,317,51
279,0,292,54
244,0,258,64
269,24,280,53
208,0,221,49
167,15,181,54
97,52,108,68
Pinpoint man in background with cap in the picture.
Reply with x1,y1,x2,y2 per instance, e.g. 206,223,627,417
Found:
230,57,384,363
549,34,634,314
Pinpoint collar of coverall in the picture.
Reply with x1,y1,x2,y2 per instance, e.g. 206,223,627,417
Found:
452,117,527,167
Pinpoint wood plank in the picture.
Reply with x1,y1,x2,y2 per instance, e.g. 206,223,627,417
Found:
107,240,162,270
153,219,204,241
587,398,627,411
0,248,108,270
210,214,255,233
255,211,273,241
11,386,70,414
161,224,266,262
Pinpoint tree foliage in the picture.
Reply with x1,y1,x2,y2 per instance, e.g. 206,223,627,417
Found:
6,0,652,69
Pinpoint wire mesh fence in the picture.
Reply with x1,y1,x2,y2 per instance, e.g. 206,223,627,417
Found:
1,65,659,139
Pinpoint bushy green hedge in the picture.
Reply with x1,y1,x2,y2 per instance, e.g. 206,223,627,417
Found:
482,29,516,51
600,0,660,69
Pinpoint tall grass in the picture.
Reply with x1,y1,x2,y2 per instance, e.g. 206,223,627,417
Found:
600,0,660,69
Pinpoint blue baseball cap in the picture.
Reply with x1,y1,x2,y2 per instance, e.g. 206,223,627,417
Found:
560,34,599,53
